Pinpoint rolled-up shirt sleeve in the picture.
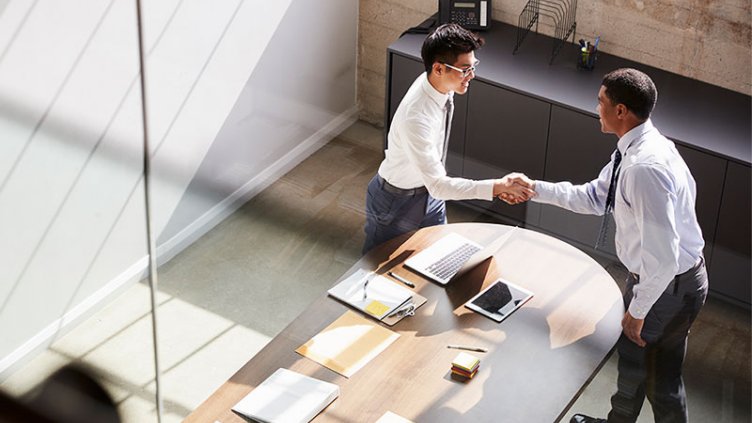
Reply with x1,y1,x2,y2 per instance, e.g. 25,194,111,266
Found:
623,164,680,319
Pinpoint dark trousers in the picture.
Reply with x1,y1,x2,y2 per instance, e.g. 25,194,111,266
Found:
608,258,708,423
362,174,446,255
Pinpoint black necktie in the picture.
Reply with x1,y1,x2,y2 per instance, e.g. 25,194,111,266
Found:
441,98,454,165
596,149,622,249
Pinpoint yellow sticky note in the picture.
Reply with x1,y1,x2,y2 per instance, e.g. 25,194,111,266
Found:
365,300,389,317
452,352,480,372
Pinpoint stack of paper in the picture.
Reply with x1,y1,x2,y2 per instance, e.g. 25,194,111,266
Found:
328,269,413,320
451,352,480,379
232,368,339,423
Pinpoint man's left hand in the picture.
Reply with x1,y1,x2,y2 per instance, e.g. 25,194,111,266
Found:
621,312,646,347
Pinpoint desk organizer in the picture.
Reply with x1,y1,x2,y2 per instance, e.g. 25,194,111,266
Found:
513,0,578,64
576,38,598,70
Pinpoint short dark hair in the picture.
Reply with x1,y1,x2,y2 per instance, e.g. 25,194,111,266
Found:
601,68,657,120
421,23,484,74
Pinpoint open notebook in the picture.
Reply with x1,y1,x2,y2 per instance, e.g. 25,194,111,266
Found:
328,268,413,320
232,368,339,423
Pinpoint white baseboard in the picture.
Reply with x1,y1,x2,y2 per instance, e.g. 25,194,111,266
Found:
0,257,149,380
156,106,358,265
0,108,357,381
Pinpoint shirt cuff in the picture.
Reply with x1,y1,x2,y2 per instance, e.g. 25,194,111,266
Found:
531,180,556,203
478,179,496,201
628,301,650,320
628,278,672,320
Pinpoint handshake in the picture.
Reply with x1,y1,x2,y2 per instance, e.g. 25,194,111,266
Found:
493,173,536,205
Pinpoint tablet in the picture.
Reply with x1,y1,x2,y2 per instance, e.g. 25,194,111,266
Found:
465,279,533,323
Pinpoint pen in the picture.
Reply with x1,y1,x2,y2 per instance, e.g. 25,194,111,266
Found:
388,271,415,288
363,274,371,300
447,345,488,353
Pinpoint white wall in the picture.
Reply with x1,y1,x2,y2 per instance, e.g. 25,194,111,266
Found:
0,0,357,378
158,0,358,248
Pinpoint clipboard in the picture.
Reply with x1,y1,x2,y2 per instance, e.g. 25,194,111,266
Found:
328,269,414,321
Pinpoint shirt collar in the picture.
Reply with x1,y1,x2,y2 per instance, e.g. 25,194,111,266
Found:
421,73,453,107
617,119,656,155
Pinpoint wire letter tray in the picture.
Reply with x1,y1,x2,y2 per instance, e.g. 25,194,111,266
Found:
513,0,578,64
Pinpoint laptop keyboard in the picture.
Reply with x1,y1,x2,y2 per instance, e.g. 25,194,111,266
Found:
426,243,482,280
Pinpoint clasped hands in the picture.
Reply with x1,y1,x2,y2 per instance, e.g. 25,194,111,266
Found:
493,173,536,205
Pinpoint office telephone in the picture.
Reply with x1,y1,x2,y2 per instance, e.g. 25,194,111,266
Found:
439,0,491,30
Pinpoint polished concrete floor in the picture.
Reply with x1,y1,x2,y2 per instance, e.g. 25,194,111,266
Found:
2,121,750,422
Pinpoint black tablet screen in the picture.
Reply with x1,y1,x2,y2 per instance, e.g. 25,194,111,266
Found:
472,281,512,313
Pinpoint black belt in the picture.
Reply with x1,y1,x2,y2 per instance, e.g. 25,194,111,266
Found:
629,256,704,294
378,175,427,196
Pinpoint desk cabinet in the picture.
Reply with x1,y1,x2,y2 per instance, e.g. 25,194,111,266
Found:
463,80,549,224
538,105,617,255
385,21,751,305
709,163,751,304
673,145,727,267
447,89,468,176
387,54,423,127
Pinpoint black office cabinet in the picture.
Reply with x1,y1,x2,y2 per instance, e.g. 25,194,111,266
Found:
539,105,617,255
446,88,468,176
674,144,726,268
386,19,750,304
463,81,550,224
386,54,466,176
709,162,751,304
387,55,424,128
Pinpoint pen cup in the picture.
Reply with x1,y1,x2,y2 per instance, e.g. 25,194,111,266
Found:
577,40,598,70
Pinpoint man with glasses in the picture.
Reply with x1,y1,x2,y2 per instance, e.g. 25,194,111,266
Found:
362,23,533,254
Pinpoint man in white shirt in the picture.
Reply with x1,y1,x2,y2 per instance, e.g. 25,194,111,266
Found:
522,68,708,423
362,23,533,254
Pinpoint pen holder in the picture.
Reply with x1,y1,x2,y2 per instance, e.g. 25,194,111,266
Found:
577,46,597,70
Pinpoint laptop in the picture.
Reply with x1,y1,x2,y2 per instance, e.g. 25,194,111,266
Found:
404,227,518,285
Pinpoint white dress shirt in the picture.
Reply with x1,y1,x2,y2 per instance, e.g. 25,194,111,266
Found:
378,73,495,201
533,120,705,318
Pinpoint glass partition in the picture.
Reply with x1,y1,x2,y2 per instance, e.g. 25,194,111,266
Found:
0,1,158,421
147,0,359,420
0,0,358,421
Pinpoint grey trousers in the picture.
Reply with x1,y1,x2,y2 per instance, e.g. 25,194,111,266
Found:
608,258,708,423
362,174,446,255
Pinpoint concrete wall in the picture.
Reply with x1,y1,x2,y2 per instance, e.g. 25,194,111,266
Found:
358,0,751,125
0,0,357,377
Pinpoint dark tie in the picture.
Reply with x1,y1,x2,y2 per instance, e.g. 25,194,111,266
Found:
441,98,454,165
595,149,622,249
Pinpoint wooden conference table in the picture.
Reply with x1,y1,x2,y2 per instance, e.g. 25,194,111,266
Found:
187,223,624,422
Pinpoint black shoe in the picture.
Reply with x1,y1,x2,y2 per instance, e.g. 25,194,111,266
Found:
570,413,607,423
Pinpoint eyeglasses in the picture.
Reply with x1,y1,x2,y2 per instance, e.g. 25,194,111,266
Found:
442,60,479,77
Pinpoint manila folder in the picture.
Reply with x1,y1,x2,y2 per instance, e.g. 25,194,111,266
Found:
296,310,400,378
